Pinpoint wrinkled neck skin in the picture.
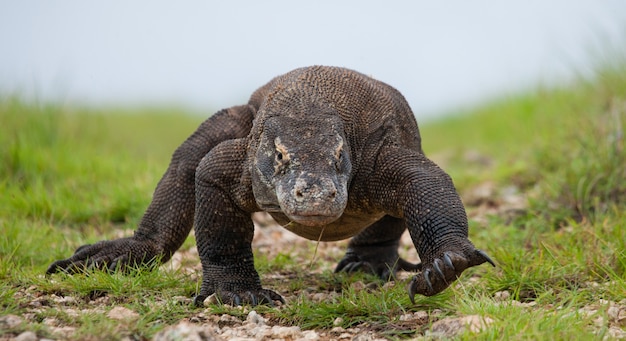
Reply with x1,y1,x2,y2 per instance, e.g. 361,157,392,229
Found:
251,112,352,229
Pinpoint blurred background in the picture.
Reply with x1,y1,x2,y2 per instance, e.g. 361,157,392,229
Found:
1,1,625,119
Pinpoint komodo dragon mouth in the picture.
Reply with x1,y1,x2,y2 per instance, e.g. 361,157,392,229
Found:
276,171,345,226
286,214,339,227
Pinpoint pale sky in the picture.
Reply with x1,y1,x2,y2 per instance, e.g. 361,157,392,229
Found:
1,1,625,119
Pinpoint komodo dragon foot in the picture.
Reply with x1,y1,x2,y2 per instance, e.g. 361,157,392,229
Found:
334,244,421,281
408,248,495,303
193,288,285,307
46,237,162,274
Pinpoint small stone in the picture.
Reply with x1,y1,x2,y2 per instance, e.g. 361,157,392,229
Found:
430,315,494,337
606,326,626,339
246,310,266,325
172,296,191,304
29,300,43,308
351,281,365,290
52,295,78,305
43,317,59,327
509,300,536,307
311,292,329,302
414,311,429,323
618,309,626,326
0,314,23,329
607,303,626,327
465,315,495,333
579,304,606,327
270,325,301,338
330,326,345,335
217,314,239,328
107,306,139,320
302,330,320,340
15,331,38,341
153,321,223,341
399,313,413,321
494,290,510,301
50,326,77,339
430,317,463,337
353,333,376,341
333,317,344,326
249,325,271,338
608,305,620,321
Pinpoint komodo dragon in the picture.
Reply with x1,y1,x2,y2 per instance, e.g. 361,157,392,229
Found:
47,66,494,306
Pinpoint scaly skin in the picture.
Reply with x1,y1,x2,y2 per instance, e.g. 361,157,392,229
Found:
47,66,494,306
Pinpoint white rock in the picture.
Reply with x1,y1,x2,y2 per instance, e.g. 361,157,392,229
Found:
217,314,239,327
43,317,59,327
606,326,626,339
107,306,139,320
153,321,223,341
430,315,494,336
465,315,495,333
50,326,77,339
311,292,329,302
0,314,23,329
270,325,302,338
15,331,38,341
333,317,344,326
330,326,345,334
494,290,511,301
399,313,412,321
246,310,266,325
52,295,78,305
301,330,320,340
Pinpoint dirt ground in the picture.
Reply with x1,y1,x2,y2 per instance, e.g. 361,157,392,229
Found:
3,181,625,340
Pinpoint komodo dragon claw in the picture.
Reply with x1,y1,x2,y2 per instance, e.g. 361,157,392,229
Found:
193,289,285,308
433,259,445,280
408,249,495,304
476,249,496,267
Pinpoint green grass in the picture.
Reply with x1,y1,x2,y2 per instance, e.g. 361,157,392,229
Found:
1,59,625,339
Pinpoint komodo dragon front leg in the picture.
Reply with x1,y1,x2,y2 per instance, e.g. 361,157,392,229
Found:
46,105,255,274
191,139,284,306
367,147,495,301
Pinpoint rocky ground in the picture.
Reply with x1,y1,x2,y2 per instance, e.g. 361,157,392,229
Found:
2,175,625,340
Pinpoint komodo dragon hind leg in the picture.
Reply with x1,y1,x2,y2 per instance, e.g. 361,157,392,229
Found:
335,215,420,281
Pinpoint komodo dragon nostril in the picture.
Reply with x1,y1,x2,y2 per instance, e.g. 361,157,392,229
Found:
328,189,337,199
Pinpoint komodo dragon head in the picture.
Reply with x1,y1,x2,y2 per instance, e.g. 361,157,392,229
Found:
251,114,351,227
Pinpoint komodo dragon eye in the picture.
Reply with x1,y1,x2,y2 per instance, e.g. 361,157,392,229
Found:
273,137,290,175
335,152,343,171
334,139,345,171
